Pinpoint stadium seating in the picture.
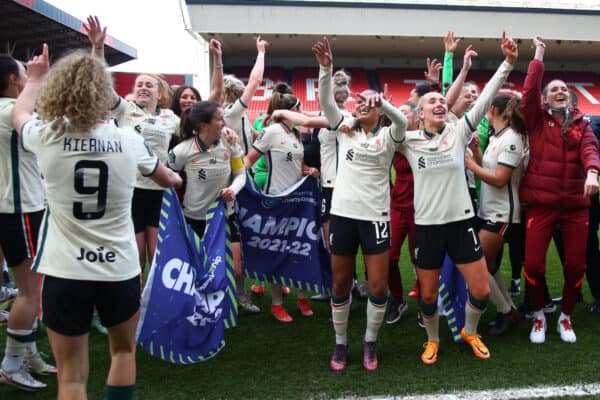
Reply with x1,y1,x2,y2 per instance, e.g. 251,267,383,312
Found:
177,67,600,123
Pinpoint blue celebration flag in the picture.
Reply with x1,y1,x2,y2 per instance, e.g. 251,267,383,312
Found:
235,175,332,295
136,189,237,364
439,255,467,343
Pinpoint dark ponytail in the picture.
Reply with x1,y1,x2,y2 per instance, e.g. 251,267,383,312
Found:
0,55,20,93
179,100,221,140
491,94,526,135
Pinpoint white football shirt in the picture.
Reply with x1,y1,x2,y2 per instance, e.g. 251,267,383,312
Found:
168,137,244,220
252,122,304,195
319,65,407,221
398,61,513,225
478,127,526,223
111,97,179,190
0,98,45,213
22,119,159,281
318,110,351,188
224,99,254,156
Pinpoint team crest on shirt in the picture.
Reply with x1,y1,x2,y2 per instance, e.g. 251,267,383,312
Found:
286,152,293,162
145,118,157,125
209,157,217,165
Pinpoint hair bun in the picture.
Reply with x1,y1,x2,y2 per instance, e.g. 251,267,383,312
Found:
333,70,350,87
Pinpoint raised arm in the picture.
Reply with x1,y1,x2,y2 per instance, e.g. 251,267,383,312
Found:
463,32,516,134
313,37,344,130
424,57,442,91
12,44,49,134
442,31,460,95
446,45,477,110
240,36,269,107
270,110,330,129
84,15,119,106
521,36,546,134
208,39,224,103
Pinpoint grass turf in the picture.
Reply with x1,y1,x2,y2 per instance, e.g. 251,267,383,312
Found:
1,242,599,400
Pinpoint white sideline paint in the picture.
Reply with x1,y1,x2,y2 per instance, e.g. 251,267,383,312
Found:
338,383,600,400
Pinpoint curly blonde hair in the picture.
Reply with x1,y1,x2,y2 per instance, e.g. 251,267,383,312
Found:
37,51,113,132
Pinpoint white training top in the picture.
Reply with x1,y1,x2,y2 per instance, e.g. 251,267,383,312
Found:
0,97,45,214
111,97,179,190
168,137,245,220
398,61,513,225
318,110,352,188
22,119,159,281
252,122,304,195
478,127,526,223
224,99,254,156
319,65,407,221
0,98,45,213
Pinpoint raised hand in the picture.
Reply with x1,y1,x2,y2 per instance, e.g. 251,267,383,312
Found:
444,31,461,53
359,92,384,109
210,39,222,58
27,43,49,81
383,83,394,105
501,31,518,65
533,35,546,48
424,57,442,84
83,15,106,49
256,36,269,53
312,36,332,67
463,45,478,71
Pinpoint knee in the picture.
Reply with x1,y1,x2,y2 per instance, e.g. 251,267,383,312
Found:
332,280,352,298
368,281,387,298
470,284,490,300
420,290,438,305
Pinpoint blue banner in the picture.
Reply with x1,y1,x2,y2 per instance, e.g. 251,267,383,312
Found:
136,189,237,364
439,255,467,343
235,175,332,295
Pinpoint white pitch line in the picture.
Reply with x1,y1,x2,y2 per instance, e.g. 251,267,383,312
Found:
338,383,600,400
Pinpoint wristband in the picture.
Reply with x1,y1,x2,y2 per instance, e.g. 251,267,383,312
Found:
257,52,265,59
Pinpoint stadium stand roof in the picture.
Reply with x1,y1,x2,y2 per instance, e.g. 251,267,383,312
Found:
184,0,600,71
1,0,136,66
